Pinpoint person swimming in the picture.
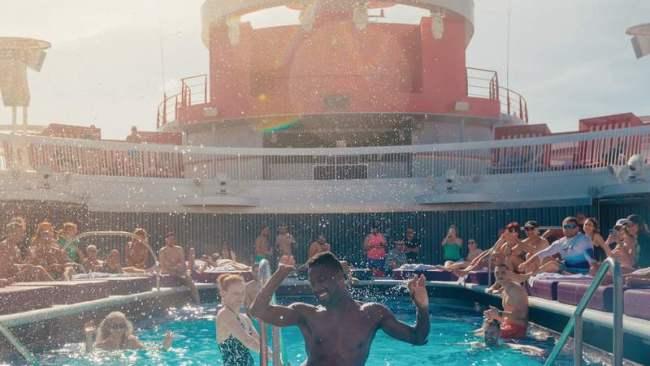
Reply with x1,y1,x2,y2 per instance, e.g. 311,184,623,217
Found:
84,311,173,352
477,318,545,357
216,274,271,366
250,251,429,366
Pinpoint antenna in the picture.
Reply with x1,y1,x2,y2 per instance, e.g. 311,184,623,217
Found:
157,4,167,95
506,0,512,91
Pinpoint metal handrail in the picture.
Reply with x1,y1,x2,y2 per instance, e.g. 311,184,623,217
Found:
0,322,37,365
257,259,284,366
544,257,623,366
67,231,161,291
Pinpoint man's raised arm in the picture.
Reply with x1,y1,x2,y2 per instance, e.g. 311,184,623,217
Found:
377,275,429,345
249,263,302,327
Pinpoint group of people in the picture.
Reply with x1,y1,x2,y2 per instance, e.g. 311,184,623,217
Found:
254,225,334,266
3,213,650,365
0,217,80,284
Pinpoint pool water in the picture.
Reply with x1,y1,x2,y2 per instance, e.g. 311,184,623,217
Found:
36,299,577,366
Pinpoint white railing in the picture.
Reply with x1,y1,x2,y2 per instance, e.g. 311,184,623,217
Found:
1,125,649,181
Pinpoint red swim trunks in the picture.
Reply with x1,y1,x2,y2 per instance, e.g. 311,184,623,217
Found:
500,321,527,339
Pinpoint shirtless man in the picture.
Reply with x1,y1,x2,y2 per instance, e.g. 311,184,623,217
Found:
0,221,52,282
482,265,529,339
159,232,200,304
28,222,74,280
127,228,150,269
276,225,296,259
502,221,550,272
308,234,331,260
250,252,429,366
458,223,521,276
254,226,272,263
519,217,595,275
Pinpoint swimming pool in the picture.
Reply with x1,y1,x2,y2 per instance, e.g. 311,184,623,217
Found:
35,298,579,366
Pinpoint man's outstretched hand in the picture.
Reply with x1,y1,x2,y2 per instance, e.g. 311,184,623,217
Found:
408,274,429,309
278,255,296,273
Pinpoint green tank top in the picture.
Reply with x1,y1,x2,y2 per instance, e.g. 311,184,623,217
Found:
442,243,462,261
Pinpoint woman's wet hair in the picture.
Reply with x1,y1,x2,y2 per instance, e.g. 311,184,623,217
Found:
217,274,244,292
307,251,343,273
96,311,134,345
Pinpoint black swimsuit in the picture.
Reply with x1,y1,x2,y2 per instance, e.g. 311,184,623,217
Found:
219,335,254,366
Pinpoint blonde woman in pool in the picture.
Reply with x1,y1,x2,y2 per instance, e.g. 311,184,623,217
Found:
84,311,173,352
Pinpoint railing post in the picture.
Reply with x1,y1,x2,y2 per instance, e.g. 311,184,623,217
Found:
204,75,208,104
574,315,583,365
613,260,624,366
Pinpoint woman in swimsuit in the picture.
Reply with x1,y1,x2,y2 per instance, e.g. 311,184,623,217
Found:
216,274,269,366
84,311,173,352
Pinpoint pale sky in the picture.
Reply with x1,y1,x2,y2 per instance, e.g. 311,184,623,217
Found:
1,0,649,139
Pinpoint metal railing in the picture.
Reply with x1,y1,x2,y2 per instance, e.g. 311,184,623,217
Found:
68,231,161,291
257,259,284,366
0,322,37,365
159,67,527,127
544,257,624,366
1,125,649,181
158,74,208,128
466,67,528,123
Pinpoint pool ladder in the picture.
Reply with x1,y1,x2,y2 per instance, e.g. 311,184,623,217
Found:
544,257,624,366
257,259,285,366
0,322,38,365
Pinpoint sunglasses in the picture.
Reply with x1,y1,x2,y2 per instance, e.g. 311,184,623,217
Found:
507,228,518,233
524,227,536,231
563,224,578,229
108,322,127,330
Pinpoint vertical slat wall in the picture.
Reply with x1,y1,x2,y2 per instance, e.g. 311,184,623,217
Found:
83,206,592,265
0,201,594,265
598,197,650,234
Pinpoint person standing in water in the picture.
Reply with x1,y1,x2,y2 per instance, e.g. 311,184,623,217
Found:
482,265,529,339
216,274,270,366
250,252,429,366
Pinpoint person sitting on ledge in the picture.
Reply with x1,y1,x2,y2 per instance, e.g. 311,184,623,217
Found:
159,232,200,304
480,265,529,340
0,221,52,282
83,245,104,272
84,311,173,352
101,249,145,274
126,228,151,270
624,267,650,287
385,240,408,276
444,239,483,271
250,252,429,366
519,217,595,276
57,222,86,264
456,223,521,277
27,221,76,280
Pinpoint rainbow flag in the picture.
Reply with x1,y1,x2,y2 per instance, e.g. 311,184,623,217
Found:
256,116,300,133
